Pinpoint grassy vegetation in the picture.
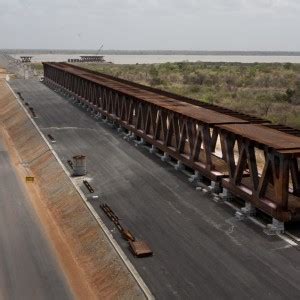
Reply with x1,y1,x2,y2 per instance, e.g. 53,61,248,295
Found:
35,61,300,129
32,63,44,72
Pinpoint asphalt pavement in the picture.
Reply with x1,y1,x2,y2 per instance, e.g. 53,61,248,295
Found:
10,78,300,300
0,137,73,300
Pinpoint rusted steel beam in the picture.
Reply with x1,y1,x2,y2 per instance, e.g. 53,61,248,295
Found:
49,62,269,124
43,62,300,222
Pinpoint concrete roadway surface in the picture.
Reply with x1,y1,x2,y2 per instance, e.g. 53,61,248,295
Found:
11,79,300,299
0,138,73,299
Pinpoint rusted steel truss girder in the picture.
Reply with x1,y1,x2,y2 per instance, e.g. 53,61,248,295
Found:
43,63,300,222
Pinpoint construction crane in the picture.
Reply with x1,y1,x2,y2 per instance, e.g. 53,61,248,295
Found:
96,44,104,55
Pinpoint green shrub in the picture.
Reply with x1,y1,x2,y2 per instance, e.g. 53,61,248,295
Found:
81,61,300,129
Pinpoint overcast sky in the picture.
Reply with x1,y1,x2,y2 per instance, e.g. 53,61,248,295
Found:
1,0,300,51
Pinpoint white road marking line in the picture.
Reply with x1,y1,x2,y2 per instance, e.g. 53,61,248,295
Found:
277,234,298,246
285,231,300,242
248,216,266,229
224,200,241,212
224,200,299,246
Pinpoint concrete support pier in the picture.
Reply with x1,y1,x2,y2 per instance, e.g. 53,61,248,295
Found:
189,171,203,183
127,132,136,140
161,152,170,162
136,138,146,145
219,188,234,200
236,202,256,220
208,181,222,193
265,218,285,234
117,126,124,133
149,145,157,154
241,202,256,216
175,160,184,171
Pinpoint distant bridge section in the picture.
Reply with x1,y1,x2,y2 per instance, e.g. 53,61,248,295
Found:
20,56,33,63
43,62,300,223
67,56,105,63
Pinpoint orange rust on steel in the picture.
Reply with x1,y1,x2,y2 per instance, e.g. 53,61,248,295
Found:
58,63,269,124
48,63,249,125
47,62,299,146
219,123,300,151
100,204,124,232
43,62,300,222
49,62,266,125
100,204,135,242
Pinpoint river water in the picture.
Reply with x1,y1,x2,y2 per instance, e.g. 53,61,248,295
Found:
10,54,300,64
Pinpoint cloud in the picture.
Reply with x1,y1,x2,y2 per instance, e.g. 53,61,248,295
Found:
0,0,299,50
2,0,299,18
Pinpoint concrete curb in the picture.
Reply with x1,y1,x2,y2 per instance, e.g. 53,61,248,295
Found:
6,81,154,300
